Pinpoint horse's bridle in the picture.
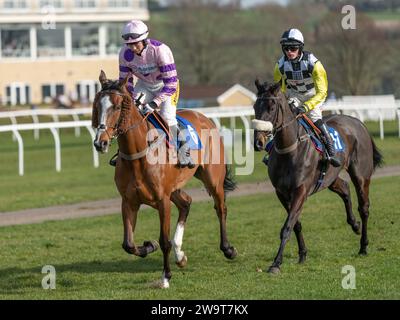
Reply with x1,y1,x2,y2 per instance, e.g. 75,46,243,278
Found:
256,94,298,134
96,89,149,139
256,93,306,154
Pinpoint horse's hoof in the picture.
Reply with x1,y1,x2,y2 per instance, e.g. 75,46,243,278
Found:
352,222,361,235
223,247,238,260
149,280,170,289
176,255,187,268
298,255,307,264
267,266,281,274
358,248,368,255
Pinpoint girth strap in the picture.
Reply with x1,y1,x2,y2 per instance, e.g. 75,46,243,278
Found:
118,135,166,161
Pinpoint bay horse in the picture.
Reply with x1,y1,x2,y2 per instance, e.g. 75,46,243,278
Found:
92,70,237,288
252,80,383,274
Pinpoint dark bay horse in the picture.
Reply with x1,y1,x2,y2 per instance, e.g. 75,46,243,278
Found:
252,80,383,274
92,71,237,288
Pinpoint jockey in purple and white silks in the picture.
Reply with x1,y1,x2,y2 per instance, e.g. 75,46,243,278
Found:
115,19,194,168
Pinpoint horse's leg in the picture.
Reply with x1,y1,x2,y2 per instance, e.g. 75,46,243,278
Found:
276,191,307,264
121,198,140,255
328,177,361,235
349,172,371,255
268,185,307,274
212,184,237,260
197,165,237,260
170,189,192,268
121,198,158,257
157,197,172,288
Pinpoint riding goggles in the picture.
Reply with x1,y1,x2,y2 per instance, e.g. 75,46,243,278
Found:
122,31,147,41
283,45,300,52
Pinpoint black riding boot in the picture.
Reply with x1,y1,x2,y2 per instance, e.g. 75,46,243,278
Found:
170,125,195,169
109,151,118,167
314,119,342,167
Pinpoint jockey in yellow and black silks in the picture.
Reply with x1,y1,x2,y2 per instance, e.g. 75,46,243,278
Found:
273,28,341,167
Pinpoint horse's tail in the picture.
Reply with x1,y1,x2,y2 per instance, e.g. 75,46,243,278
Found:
371,135,384,171
223,164,237,194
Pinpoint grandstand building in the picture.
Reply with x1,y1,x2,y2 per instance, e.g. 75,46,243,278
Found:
0,0,149,106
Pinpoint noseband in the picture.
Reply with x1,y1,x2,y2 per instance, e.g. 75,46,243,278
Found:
256,94,298,134
96,89,149,139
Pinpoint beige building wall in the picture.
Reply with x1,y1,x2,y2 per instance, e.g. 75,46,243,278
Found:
0,57,119,104
0,0,149,106
219,92,254,107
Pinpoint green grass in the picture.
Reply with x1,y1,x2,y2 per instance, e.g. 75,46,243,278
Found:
0,175,399,299
0,120,399,212
367,11,400,21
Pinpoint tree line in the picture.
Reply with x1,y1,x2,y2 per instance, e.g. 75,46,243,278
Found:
148,0,400,98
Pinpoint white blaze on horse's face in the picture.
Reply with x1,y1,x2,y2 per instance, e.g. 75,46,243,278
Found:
99,95,113,129
94,94,114,153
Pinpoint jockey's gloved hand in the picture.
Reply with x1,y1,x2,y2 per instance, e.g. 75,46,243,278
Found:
288,97,301,109
295,104,308,115
141,102,158,115
141,104,154,115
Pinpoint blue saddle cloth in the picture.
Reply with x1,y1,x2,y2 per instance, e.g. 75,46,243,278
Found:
147,113,202,150
266,118,345,154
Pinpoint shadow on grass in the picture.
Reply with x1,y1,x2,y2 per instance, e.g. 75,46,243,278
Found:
0,257,194,294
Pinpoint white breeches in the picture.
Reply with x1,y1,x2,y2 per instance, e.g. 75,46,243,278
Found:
134,80,177,126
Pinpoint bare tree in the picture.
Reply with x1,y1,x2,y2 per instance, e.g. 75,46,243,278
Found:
315,12,387,96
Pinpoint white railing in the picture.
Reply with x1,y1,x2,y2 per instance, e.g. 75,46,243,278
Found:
1,96,399,175
0,121,98,176
0,107,91,140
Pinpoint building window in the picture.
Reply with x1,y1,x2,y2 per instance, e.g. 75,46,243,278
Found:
37,27,65,57
5,83,31,106
76,81,99,104
107,0,132,7
71,25,99,56
3,0,27,9
74,0,96,8
106,23,121,55
38,0,63,8
1,29,30,58
41,84,65,103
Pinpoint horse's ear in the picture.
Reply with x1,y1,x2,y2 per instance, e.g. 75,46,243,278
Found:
119,74,129,88
271,81,281,95
99,70,107,85
255,79,262,93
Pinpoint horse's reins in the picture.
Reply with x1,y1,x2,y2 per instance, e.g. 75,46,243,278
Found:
97,89,168,161
257,95,307,154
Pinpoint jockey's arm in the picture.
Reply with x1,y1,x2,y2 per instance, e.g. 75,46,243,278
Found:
273,63,287,93
303,61,328,111
152,45,178,107
118,52,135,98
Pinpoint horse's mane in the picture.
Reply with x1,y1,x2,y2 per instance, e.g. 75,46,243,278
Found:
119,92,134,133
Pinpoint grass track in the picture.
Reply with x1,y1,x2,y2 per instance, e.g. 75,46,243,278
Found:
0,176,399,299
0,120,399,212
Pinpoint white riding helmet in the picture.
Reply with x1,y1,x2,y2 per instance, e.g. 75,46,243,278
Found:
121,20,149,44
280,28,304,47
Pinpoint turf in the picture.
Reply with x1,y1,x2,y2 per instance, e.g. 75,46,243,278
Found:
0,176,399,299
0,120,399,212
